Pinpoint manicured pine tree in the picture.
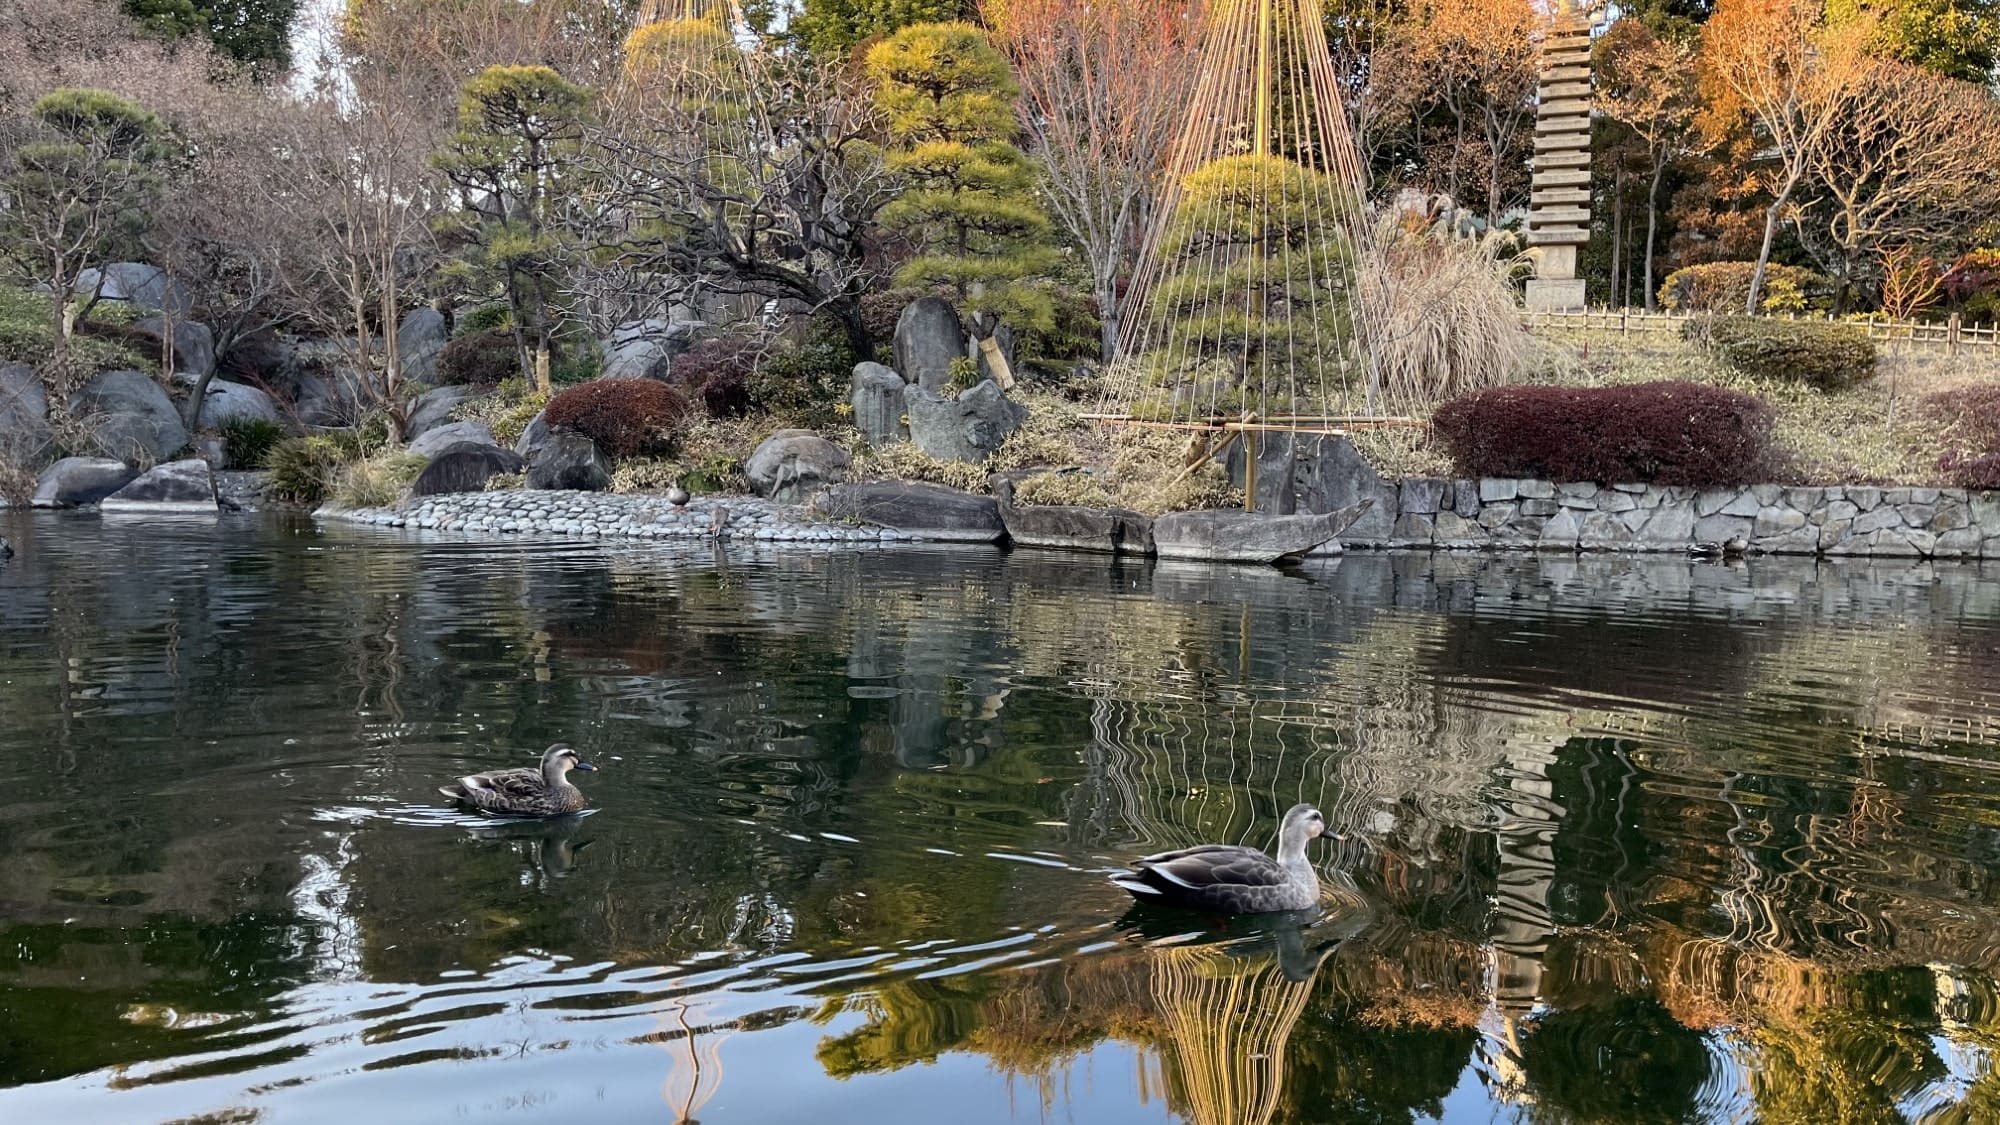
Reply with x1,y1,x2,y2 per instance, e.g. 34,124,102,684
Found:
866,22,1059,347
436,65,593,393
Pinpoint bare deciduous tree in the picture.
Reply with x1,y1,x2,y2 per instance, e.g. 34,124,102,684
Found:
1795,59,2000,310
987,0,1200,362
272,75,446,440
570,41,893,355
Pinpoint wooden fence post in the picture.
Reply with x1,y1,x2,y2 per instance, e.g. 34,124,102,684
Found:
1948,312,1962,358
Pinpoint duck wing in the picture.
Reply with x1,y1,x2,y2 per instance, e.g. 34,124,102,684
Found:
439,767,548,813
1132,844,1288,890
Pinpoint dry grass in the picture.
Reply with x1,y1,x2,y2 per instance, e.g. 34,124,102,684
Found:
1526,327,2000,486
1014,469,1113,506
1358,212,1537,414
333,451,430,509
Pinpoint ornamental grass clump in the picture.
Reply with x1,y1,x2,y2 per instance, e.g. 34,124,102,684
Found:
334,451,430,508
1684,316,1876,391
544,377,690,458
1432,381,1774,487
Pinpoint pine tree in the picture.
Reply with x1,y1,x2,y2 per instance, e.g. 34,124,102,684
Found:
436,65,593,392
867,22,1059,338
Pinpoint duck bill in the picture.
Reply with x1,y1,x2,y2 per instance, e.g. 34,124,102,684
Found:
572,760,599,772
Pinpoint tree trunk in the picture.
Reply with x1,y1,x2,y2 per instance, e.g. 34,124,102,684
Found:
1097,276,1120,364
1610,168,1623,310
1643,157,1665,312
1746,172,1800,314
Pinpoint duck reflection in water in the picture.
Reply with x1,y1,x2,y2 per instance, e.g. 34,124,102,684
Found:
465,812,593,881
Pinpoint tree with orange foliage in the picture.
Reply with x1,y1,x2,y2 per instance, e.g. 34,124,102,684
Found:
984,0,1200,362
1405,0,1538,229
1700,0,1877,313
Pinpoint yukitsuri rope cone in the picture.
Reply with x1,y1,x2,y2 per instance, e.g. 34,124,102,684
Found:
1100,0,1386,471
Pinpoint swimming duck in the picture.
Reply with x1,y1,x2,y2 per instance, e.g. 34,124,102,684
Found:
440,744,597,817
1111,804,1335,914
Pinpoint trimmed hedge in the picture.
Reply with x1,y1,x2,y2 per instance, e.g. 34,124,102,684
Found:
1685,316,1876,391
1923,385,2000,489
1432,381,1775,487
544,377,690,458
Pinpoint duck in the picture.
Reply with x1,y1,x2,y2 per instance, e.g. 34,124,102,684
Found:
1110,804,1336,914
665,483,691,508
439,744,597,817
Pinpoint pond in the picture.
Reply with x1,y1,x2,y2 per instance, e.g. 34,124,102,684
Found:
3,512,2000,1124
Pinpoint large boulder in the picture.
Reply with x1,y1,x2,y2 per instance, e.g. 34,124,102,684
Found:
1294,434,1396,541
396,308,449,384
408,420,497,460
70,370,188,463
101,458,218,513
746,429,851,503
600,319,695,380
30,457,138,508
293,370,361,428
411,443,524,497
0,363,50,456
407,384,483,438
514,409,551,459
74,263,191,317
905,380,1025,464
893,297,965,391
812,481,1004,542
132,317,216,378
526,431,611,491
850,362,907,445
195,380,282,429
1152,502,1374,564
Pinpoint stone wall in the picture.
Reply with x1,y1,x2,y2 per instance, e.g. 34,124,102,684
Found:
1342,477,2000,559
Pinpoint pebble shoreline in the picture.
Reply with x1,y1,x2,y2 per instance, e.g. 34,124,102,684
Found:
318,490,916,543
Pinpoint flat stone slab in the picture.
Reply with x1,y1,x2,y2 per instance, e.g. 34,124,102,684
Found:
101,458,218,513
813,481,1004,542
1153,502,1372,564
1002,502,1152,554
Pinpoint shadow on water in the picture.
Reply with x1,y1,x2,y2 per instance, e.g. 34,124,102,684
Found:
4,512,2000,1121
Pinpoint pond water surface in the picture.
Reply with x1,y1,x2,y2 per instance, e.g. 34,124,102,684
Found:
4,513,2000,1124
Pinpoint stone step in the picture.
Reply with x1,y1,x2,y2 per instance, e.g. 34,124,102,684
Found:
1538,81,1592,100
1541,64,1591,82
1534,150,1593,169
1526,227,1591,246
1538,98,1591,118
1528,207,1592,224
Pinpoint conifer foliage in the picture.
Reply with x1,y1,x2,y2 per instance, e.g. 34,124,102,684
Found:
866,22,1058,335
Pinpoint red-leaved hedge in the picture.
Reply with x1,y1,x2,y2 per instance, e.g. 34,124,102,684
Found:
1432,381,1775,487
544,377,690,458
1923,385,2000,489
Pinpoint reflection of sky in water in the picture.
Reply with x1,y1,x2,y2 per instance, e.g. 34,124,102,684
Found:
3,513,2000,1122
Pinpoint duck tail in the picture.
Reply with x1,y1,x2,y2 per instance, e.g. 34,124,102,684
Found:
1110,872,1162,897
439,783,470,801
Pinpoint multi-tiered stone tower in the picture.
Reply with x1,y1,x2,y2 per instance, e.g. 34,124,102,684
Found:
1524,3,1594,311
